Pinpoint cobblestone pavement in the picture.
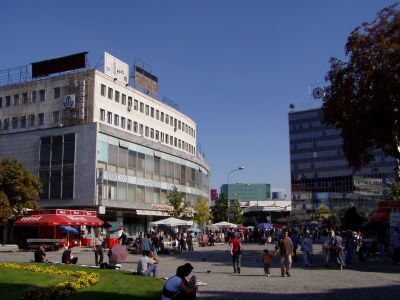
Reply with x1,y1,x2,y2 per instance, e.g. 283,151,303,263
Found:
1,243,400,300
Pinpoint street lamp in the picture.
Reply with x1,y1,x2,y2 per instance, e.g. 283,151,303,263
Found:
226,166,244,222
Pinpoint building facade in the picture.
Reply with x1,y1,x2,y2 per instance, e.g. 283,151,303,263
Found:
289,107,397,219
0,53,210,236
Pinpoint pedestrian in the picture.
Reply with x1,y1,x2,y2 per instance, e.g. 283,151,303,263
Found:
140,233,152,256
331,231,345,270
161,263,196,300
301,234,313,267
137,250,159,277
320,229,330,266
119,230,128,245
62,246,78,264
229,232,242,274
262,248,276,277
34,244,48,263
94,233,104,266
278,230,294,277
345,231,356,265
290,231,300,263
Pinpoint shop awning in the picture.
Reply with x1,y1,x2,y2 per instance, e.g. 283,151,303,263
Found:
15,214,104,226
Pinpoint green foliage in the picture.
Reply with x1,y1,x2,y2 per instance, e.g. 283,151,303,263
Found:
322,4,400,170
388,182,400,200
230,200,244,225
193,196,211,227
211,192,228,222
341,207,366,231
166,186,185,218
0,158,42,221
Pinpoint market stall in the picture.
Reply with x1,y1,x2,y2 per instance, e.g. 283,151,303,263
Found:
15,209,104,250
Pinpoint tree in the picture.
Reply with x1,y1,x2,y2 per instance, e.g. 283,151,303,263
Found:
0,158,42,222
211,192,228,223
230,200,244,225
166,186,185,218
341,207,366,231
322,4,400,170
193,196,211,227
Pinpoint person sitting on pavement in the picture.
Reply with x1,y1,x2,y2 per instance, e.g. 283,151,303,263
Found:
34,244,48,263
162,263,196,300
62,246,78,264
137,250,159,277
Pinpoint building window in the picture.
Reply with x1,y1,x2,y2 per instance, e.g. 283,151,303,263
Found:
12,117,18,129
161,132,164,142
114,114,119,126
3,118,9,130
13,94,19,106
115,91,120,103
156,110,159,120
139,124,143,135
151,107,154,118
108,87,113,100
100,109,105,121
53,111,60,123
134,99,138,110
150,128,154,139
140,102,144,113
122,94,126,105
31,91,36,103
38,113,44,125
165,114,169,124
5,96,11,107
39,90,45,101
128,97,132,108
145,126,149,137
127,119,132,131
0,97,2,108
121,117,126,129
155,130,159,140
107,112,112,124
170,116,174,127
101,84,106,96
133,121,138,133
178,120,181,130
145,105,149,116
29,114,35,126
161,112,164,122
20,116,26,128
22,92,28,104
54,87,60,99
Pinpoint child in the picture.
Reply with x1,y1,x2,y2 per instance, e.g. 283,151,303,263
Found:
262,248,275,277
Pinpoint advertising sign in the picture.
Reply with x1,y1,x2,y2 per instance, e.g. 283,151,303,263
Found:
104,52,129,84
64,94,75,109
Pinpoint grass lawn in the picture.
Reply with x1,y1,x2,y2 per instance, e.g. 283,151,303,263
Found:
0,263,164,300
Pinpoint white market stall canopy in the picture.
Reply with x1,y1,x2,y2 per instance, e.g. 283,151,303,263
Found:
150,217,193,227
211,221,238,228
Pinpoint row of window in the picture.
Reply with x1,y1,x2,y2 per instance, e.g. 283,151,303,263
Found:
100,84,195,138
100,108,196,155
0,111,60,130
0,87,60,108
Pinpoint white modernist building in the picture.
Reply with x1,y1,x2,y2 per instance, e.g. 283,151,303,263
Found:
0,52,210,235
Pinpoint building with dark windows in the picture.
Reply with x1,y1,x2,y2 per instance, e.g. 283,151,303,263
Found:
289,107,397,220
0,52,210,236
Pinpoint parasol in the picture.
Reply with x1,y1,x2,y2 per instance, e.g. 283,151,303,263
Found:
187,227,202,233
110,244,129,263
59,226,79,235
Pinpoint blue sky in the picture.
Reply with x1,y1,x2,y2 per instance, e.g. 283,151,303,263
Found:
0,0,395,197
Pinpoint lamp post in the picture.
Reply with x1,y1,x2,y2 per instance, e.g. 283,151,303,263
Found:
226,166,244,222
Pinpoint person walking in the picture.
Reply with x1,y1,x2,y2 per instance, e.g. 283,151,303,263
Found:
94,233,104,266
229,233,242,274
331,231,345,270
290,231,300,263
320,229,330,266
262,248,276,277
278,230,294,277
140,233,152,256
301,234,313,267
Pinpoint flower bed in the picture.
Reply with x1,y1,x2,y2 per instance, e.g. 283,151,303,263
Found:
0,262,100,300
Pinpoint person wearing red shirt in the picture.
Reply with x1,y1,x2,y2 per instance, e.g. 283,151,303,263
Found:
229,233,242,274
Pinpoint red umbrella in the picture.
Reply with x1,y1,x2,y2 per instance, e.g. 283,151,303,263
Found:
110,244,129,263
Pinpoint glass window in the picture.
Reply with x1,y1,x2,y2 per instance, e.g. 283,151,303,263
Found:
115,91,120,103
140,102,144,113
53,111,59,123
108,144,118,166
161,132,164,142
117,182,127,201
145,154,153,179
133,121,138,133
118,147,128,169
151,107,154,118
145,126,149,137
134,99,138,110
165,114,169,124
178,120,181,130
128,150,137,170
31,91,36,103
161,112,164,122
156,110,159,120
100,109,105,121
108,87,113,100
6,96,11,107
170,116,173,126
139,124,143,135
20,116,26,128
122,94,126,105
154,157,160,180
39,90,45,101
3,118,9,130
145,105,149,116
114,114,119,126
128,183,136,202
101,84,106,96
108,181,117,200
22,92,28,104
54,87,60,99
155,130,159,140
63,134,75,165
50,169,61,199
121,117,126,129
13,94,19,106
127,119,132,131
107,112,112,124
38,113,44,125
136,185,145,203
62,168,74,199
29,114,35,126
128,96,132,108
12,117,18,129
150,128,154,139
39,170,49,199
137,153,145,177
0,97,2,108
51,136,63,167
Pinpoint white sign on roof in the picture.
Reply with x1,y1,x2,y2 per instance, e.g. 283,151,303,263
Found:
104,52,129,84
